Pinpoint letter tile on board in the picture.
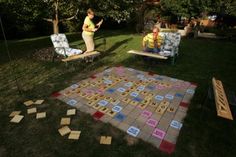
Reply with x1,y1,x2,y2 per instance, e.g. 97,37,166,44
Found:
155,101,170,115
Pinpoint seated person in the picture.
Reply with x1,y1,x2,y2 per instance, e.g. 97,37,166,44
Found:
142,27,161,53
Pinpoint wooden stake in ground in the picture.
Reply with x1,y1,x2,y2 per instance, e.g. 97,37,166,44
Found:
10,115,24,123
100,136,112,145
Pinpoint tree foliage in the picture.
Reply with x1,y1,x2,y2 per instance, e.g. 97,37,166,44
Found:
1,0,236,38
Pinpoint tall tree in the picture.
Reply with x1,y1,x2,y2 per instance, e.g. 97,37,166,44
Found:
42,0,79,34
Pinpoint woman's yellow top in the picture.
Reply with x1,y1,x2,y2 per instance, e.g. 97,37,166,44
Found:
83,16,95,36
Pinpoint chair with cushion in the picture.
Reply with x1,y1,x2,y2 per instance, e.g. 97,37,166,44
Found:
50,34,100,63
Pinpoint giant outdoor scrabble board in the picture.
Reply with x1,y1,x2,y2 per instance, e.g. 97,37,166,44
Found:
55,67,197,154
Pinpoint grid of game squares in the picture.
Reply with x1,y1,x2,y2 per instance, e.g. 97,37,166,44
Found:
57,67,197,153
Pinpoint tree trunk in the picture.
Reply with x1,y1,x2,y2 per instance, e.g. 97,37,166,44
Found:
136,4,147,33
53,20,59,34
53,0,59,34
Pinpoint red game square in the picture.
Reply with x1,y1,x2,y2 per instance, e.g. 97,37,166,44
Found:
51,92,61,98
159,140,176,154
190,82,198,87
180,102,189,108
90,75,97,79
148,72,154,76
92,111,104,120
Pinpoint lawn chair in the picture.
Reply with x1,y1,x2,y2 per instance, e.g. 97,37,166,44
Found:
50,33,100,63
127,31,181,65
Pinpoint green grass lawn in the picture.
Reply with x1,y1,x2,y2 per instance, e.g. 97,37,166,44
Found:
1,30,236,157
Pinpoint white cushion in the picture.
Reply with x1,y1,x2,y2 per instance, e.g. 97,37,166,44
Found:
51,34,82,56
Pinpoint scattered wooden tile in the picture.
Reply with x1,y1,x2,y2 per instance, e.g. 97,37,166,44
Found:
100,136,112,145
36,112,46,119
24,100,34,106
68,131,81,140
34,99,44,105
10,115,24,123
67,109,76,116
58,126,71,136
60,117,71,125
9,111,21,117
27,107,37,114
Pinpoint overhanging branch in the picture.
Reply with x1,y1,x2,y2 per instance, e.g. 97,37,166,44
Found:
43,18,53,22
60,9,79,22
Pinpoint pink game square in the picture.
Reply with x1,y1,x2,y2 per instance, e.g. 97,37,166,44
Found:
156,85,165,90
115,67,125,76
173,84,181,89
152,128,166,139
146,118,158,128
95,89,105,95
141,110,152,118
82,89,94,95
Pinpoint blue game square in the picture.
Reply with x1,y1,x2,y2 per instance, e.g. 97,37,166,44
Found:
117,87,126,93
148,77,155,81
98,100,108,106
155,95,164,101
127,126,140,137
114,113,126,122
175,93,184,98
165,94,174,100
130,92,139,97
133,97,143,102
106,88,116,94
127,68,134,71
147,85,155,90
170,120,183,130
137,85,145,91
112,105,123,112
155,77,163,80
186,89,195,94
170,78,178,82
137,74,145,79
70,84,79,89
104,68,112,73
104,79,112,84
66,99,77,106
124,82,133,87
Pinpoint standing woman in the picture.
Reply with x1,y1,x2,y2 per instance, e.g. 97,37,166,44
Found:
82,8,103,53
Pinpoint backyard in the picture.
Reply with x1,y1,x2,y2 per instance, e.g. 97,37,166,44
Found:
1,30,236,157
